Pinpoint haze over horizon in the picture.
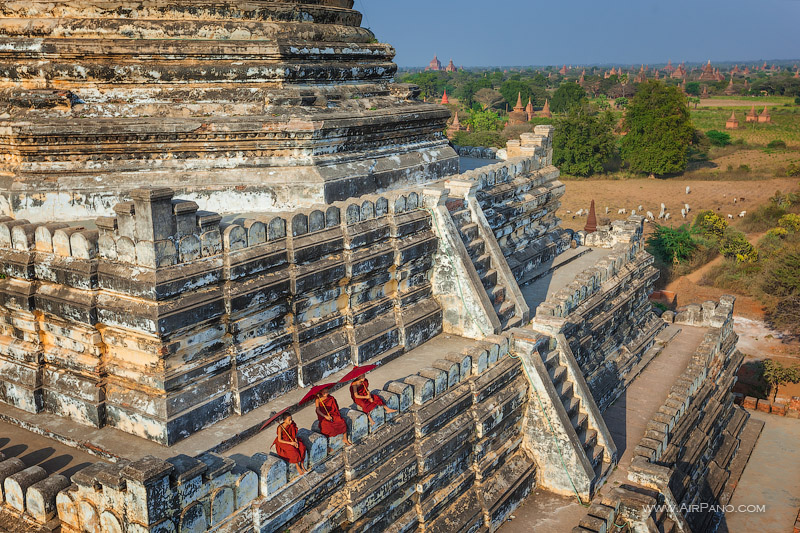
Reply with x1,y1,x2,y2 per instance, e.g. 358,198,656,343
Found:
358,0,800,68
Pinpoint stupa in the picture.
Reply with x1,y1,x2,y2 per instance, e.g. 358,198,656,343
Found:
0,1,457,220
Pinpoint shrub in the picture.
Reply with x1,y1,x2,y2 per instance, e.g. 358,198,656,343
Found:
451,130,506,148
778,213,800,232
706,130,731,147
742,203,788,232
767,227,789,239
767,139,788,150
788,163,800,177
796,96,800,105
693,210,728,239
719,230,758,263
646,223,698,264
738,164,751,173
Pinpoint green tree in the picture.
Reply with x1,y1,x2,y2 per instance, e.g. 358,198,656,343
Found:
647,224,698,264
688,96,701,109
499,79,532,109
474,88,505,110
552,106,616,177
685,81,701,96
620,81,694,176
614,97,629,109
464,109,503,132
762,359,800,401
550,83,587,113
706,130,731,147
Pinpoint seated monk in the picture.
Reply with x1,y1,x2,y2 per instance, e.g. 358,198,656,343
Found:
315,388,352,446
273,414,307,475
350,376,397,424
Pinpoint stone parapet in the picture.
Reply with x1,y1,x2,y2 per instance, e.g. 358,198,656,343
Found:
0,187,444,445
52,334,538,533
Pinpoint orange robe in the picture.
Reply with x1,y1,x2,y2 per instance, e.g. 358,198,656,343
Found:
316,395,348,437
274,422,306,464
350,379,385,413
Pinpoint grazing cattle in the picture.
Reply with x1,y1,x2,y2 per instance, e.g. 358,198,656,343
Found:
647,211,655,220
684,203,690,213
665,213,671,220
734,198,737,204
686,186,691,194
618,208,626,214
681,208,686,218
739,211,747,217
728,214,733,219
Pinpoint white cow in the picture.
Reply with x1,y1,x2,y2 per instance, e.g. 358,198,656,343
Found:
646,211,655,220
686,186,691,194
739,211,747,217
727,214,734,219
618,208,626,214
665,213,671,220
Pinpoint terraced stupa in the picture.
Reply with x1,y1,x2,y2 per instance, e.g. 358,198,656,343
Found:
0,0,457,220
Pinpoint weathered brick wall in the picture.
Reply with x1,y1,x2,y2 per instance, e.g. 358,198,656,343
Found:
52,335,536,533
0,188,443,445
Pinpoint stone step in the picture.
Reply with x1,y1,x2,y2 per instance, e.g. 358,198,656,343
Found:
549,365,567,386
542,351,560,371
556,379,573,400
563,396,580,419
506,315,524,329
496,300,516,323
481,269,498,290
450,209,472,227
466,238,485,258
571,412,588,434
460,223,479,242
489,284,506,306
474,253,492,275
586,444,604,468
581,428,598,450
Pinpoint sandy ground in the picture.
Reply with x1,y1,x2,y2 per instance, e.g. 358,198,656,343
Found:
556,177,798,232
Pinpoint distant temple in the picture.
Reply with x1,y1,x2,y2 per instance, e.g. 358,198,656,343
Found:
447,110,465,138
445,58,458,72
671,62,687,79
724,77,737,96
758,106,771,123
507,92,529,125
725,111,739,130
441,90,450,105
526,98,535,121
699,60,716,81
746,105,758,123
540,98,552,118
559,64,568,75
426,54,443,71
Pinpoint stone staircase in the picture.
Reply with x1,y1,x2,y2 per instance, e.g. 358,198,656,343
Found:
513,332,616,500
449,206,521,330
541,349,608,479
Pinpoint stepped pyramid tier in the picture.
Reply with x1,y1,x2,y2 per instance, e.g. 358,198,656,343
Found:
0,0,457,220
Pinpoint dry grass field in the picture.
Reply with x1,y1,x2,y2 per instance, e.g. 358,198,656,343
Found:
556,176,799,232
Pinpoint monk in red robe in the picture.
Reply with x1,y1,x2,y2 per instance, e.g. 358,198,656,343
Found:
273,414,307,474
315,388,352,446
350,376,397,424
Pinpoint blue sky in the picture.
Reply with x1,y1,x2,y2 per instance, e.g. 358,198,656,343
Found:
356,0,800,67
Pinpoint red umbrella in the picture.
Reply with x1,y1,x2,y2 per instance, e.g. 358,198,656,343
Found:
338,364,378,384
259,407,290,432
298,383,338,406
